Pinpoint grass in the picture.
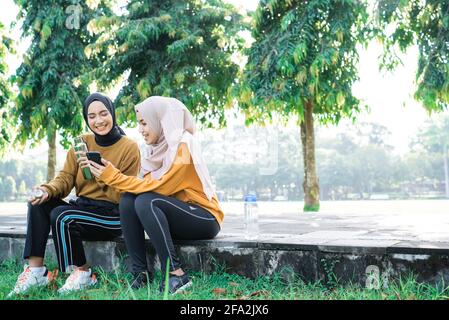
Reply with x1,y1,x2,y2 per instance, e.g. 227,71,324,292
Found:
0,258,448,300
303,204,320,212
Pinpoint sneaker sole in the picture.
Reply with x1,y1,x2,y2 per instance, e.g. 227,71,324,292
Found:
173,281,192,294
91,273,98,286
57,274,98,294
7,277,51,298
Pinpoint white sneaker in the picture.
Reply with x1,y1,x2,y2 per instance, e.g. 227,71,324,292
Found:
58,268,97,294
7,265,53,298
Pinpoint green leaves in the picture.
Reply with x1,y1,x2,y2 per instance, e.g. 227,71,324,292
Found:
91,0,246,128
277,57,294,77
293,43,307,65
0,22,14,155
240,0,370,125
41,23,51,41
10,0,115,152
295,67,307,85
281,10,295,31
377,0,449,113
167,33,203,56
20,86,33,99
336,92,345,107
137,79,151,99
127,29,148,47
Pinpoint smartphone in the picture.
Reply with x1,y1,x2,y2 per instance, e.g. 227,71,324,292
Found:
86,151,103,165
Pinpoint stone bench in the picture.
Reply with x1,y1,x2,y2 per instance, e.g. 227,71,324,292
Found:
2,230,449,287
3,206,449,286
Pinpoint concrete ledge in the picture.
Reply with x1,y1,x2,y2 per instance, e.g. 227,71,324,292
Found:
1,233,449,287
3,204,449,287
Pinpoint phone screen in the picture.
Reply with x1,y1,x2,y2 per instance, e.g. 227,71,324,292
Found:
87,152,102,165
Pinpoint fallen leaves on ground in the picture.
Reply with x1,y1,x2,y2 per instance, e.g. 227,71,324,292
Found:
212,288,227,295
48,269,59,291
237,290,270,300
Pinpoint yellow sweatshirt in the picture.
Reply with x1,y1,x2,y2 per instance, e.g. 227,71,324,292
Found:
42,134,140,204
99,143,224,226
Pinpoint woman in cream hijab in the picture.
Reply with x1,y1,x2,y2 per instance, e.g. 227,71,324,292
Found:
88,96,224,294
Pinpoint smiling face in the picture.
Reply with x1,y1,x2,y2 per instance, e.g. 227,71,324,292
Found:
137,112,159,145
87,101,113,135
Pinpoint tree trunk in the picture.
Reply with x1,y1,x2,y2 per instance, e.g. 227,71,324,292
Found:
47,131,56,182
300,100,320,212
444,144,449,198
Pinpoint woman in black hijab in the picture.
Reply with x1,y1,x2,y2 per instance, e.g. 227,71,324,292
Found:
82,92,126,146
9,93,141,297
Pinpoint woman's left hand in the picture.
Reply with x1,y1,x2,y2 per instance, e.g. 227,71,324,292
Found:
88,158,113,178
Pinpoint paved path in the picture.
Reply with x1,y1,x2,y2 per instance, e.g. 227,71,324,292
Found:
1,201,449,250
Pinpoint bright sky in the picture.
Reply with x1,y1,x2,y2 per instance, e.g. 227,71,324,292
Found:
0,0,446,162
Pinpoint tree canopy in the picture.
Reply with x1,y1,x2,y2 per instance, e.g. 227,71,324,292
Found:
0,21,14,154
377,0,449,112
11,0,114,149
237,0,372,211
238,0,371,124
88,0,246,128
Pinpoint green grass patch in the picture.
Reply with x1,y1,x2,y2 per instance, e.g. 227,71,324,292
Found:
303,204,320,212
0,258,448,300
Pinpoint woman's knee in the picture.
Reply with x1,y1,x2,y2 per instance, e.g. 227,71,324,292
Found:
134,192,160,216
27,201,48,214
49,206,68,226
119,193,138,220
119,192,136,210
27,201,43,217
27,202,34,210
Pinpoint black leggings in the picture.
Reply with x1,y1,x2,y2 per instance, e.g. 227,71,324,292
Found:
23,198,121,272
119,192,220,273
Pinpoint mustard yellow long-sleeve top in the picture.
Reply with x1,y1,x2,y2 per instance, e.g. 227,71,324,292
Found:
42,134,141,204
98,143,224,226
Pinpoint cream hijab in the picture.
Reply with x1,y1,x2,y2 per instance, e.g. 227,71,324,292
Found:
135,96,215,201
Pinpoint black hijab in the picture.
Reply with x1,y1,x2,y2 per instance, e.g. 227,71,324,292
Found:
83,93,126,147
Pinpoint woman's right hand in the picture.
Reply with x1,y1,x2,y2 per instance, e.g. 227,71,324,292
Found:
28,186,50,206
75,151,90,170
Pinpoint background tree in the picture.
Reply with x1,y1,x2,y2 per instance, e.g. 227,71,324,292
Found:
316,123,399,199
1,117,447,201
376,0,449,112
0,176,17,201
0,158,47,200
238,0,371,211
410,116,449,198
373,0,449,197
355,122,393,150
0,21,14,154
11,0,113,181
88,0,246,127
18,180,27,199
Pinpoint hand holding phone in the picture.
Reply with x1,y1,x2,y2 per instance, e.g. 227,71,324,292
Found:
86,153,113,179
86,151,103,166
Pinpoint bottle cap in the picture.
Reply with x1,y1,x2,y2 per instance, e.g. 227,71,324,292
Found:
33,189,44,199
244,194,257,202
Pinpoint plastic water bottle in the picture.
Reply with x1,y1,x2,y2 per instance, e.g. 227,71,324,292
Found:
244,194,259,240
